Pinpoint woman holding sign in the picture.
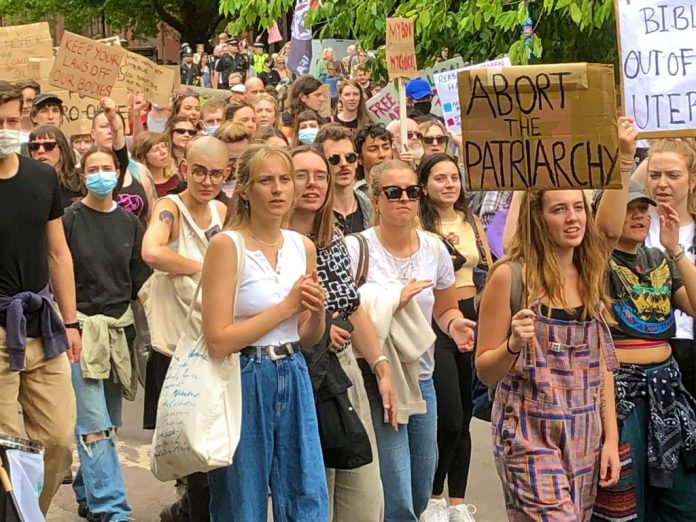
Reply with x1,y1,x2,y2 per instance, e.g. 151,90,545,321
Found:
474,120,643,519
591,123,696,522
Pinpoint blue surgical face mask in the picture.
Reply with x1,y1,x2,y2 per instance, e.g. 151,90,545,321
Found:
85,171,118,198
205,125,220,136
298,127,319,145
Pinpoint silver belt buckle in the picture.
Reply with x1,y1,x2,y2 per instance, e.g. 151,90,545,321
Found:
268,344,287,361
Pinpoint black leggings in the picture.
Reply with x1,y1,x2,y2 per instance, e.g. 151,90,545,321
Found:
671,338,696,398
431,297,476,499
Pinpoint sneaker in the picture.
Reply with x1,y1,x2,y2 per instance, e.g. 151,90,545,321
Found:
449,504,477,522
421,497,449,522
77,505,102,522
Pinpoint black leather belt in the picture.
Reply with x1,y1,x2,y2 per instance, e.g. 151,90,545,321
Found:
241,342,299,361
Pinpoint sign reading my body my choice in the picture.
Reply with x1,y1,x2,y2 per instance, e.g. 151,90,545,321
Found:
458,63,620,191
617,0,696,136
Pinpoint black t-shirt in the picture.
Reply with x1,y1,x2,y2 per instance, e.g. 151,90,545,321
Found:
608,247,683,340
334,204,365,236
63,202,151,318
259,70,281,87
215,55,236,87
335,115,359,133
0,154,63,331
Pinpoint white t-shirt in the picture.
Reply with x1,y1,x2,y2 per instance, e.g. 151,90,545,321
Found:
345,228,455,379
646,208,696,340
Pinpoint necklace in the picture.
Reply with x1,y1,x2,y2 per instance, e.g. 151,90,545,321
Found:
246,229,282,248
377,228,415,282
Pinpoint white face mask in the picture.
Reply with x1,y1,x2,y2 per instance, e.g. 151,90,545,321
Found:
0,129,20,159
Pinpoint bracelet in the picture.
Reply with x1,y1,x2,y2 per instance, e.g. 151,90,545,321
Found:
446,317,459,337
370,355,389,374
668,245,685,262
506,337,521,356
64,322,80,330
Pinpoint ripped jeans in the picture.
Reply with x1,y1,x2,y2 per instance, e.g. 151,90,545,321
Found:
70,362,131,522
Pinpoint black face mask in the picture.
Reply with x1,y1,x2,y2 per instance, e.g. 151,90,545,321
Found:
414,100,432,115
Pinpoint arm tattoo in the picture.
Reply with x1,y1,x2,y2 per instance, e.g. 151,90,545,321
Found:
159,210,175,227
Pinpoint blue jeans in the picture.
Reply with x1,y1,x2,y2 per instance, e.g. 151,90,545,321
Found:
365,375,438,522
70,363,131,522
208,352,328,521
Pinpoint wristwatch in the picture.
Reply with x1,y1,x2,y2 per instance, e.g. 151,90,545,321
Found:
64,322,80,330
370,355,389,373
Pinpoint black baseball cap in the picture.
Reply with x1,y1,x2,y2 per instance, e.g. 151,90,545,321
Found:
33,93,63,107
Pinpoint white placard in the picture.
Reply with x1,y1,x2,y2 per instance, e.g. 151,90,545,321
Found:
434,56,511,135
616,0,696,136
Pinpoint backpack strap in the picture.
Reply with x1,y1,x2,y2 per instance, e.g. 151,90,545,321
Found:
465,210,489,270
349,233,369,287
508,261,524,315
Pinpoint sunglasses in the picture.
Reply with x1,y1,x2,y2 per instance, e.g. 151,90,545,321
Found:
423,136,449,145
173,128,197,136
407,131,423,140
327,152,358,165
381,185,422,201
28,141,58,153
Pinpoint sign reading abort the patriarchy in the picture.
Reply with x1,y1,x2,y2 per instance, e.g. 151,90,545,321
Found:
458,63,620,191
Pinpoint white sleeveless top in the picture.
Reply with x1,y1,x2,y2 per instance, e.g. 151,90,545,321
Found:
166,195,223,262
234,229,307,346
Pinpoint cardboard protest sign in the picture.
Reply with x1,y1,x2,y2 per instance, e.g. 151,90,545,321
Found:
366,57,465,124
458,63,620,191
43,88,129,136
0,23,54,82
0,22,53,65
50,32,126,100
115,51,175,107
318,83,332,119
434,56,512,135
385,18,418,80
616,0,696,137
365,84,400,126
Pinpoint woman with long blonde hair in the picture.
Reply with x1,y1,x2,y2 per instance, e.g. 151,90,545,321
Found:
476,181,623,519
201,144,329,520
344,159,476,520
633,139,696,398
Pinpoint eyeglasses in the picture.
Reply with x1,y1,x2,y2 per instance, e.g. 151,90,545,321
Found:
407,131,423,140
173,128,197,136
422,136,449,145
28,142,58,153
190,166,226,183
295,171,329,184
327,152,358,166
381,185,422,201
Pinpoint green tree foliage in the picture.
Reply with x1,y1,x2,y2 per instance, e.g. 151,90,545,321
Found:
219,0,618,69
0,0,226,46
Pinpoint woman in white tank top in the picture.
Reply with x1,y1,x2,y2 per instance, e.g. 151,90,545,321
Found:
201,144,329,521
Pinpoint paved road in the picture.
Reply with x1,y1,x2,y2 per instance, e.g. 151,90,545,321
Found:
47,393,507,521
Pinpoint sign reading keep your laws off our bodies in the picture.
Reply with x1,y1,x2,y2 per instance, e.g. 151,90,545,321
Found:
616,0,696,136
458,63,620,192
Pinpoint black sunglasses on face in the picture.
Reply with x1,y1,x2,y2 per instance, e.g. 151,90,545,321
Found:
381,185,422,201
406,131,423,140
423,136,449,145
327,152,358,165
28,142,58,153
173,128,197,136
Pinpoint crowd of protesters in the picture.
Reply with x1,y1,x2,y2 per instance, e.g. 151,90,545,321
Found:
0,30,695,522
